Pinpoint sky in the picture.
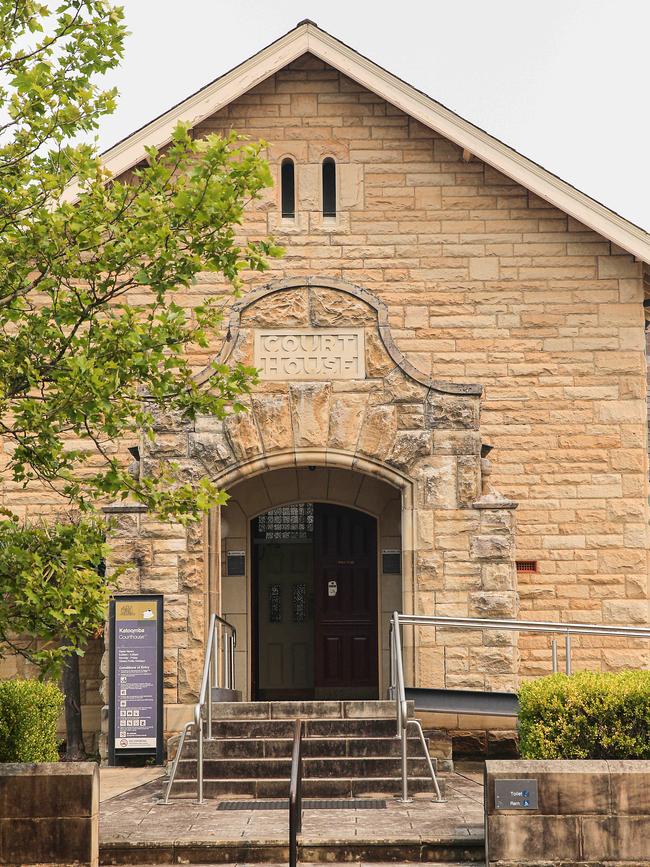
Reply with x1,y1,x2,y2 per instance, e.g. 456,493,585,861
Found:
97,0,650,231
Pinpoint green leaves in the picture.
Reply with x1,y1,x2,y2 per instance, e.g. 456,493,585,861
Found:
0,2,280,669
0,679,64,761
0,126,279,518
518,670,650,759
0,517,113,676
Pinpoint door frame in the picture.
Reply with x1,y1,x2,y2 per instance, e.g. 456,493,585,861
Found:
250,500,381,701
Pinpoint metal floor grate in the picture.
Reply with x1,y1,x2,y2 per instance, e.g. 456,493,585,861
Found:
218,798,386,811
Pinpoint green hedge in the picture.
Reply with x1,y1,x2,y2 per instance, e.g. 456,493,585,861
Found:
0,679,64,762
519,670,650,760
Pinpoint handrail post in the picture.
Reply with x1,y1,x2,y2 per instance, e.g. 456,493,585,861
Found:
392,611,412,803
392,613,400,738
230,631,236,690
400,717,409,803
565,634,572,675
213,621,220,689
551,639,558,673
197,715,204,804
206,620,214,741
164,613,236,804
289,718,303,867
389,620,395,697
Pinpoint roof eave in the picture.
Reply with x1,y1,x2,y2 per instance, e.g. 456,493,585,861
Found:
64,21,650,264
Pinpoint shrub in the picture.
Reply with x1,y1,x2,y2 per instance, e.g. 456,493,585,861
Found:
519,670,650,760
0,679,64,762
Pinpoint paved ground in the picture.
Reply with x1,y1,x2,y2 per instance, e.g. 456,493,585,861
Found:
99,766,165,803
100,766,485,848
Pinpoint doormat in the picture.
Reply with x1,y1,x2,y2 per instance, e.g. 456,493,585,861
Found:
218,798,387,811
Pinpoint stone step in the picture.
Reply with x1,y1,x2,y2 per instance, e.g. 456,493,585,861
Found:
208,700,406,720
184,735,429,759
208,716,401,739
169,774,446,798
101,838,482,864
175,756,438,780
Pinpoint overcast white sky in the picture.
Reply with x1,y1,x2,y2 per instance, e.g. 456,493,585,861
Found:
97,0,650,231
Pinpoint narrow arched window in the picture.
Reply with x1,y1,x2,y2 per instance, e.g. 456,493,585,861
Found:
322,157,336,217
281,158,295,218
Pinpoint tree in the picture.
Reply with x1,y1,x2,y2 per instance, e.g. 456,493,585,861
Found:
0,1,280,757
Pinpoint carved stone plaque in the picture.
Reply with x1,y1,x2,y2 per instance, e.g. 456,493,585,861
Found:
254,329,365,381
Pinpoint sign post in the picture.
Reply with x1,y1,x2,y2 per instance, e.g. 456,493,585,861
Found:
108,594,163,766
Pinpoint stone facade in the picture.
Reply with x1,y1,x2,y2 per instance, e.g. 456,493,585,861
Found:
3,49,650,750
106,278,518,750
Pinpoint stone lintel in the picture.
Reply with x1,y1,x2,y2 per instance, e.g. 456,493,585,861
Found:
102,502,148,515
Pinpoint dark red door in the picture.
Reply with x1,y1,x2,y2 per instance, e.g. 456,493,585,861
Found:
313,504,378,697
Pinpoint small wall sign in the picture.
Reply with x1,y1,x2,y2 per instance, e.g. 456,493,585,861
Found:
328,580,338,597
227,551,246,576
382,549,401,574
494,779,539,810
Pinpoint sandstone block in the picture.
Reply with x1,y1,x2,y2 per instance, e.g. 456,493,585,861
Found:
383,366,429,403
426,395,479,430
471,534,512,561
469,646,516,674
457,455,481,505
241,288,308,326
487,815,581,862
289,382,331,447
223,410,263,462
328,393,368,450
252,394,293,452
601,599,649,624
188,431,234,475
387,430,432,471
365,331,394,378
357,404,397,459
433,430,482,455
470,592,517,618
420,456,457,509
309,286,374,325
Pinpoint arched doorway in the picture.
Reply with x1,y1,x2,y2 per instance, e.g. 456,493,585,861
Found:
219,463,404,701
252,502,378,700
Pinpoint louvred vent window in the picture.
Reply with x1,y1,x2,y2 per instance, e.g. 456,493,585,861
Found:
516,560,538,573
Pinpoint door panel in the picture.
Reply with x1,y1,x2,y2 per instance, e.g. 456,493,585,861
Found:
256,541,314,698
254,502,379,700
314,504,378,694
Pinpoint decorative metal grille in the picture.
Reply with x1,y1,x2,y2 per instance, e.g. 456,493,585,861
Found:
292,582,307,622
269,584,282,622
256,503,314,541
516,560,538,573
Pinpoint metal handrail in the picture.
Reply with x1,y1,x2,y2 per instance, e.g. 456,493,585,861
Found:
390,611,650,802
390,612,443,804
289,718,304,867
163,612,236,804
395,614,650,640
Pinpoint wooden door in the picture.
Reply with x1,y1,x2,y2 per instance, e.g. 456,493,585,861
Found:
255,541,314,699
313,504,378,696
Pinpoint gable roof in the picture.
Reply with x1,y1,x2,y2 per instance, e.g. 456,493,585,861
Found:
81,20,650,264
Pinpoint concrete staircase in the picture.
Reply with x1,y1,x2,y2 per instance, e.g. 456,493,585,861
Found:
171,699,448,799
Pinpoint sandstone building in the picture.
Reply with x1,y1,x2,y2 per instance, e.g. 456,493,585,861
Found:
3,22,650,755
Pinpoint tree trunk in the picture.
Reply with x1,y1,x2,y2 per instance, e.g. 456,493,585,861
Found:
62,653,86,761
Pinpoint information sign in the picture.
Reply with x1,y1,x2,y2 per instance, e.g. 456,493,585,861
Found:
494,779,539,810
108,595,163,765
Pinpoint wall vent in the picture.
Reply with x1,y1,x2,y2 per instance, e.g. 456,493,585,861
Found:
516,560,538,573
